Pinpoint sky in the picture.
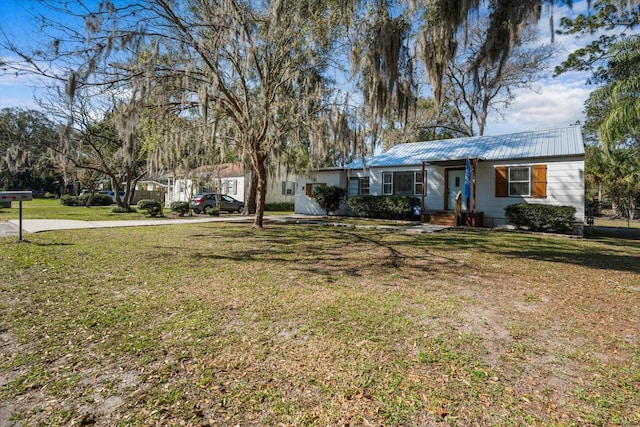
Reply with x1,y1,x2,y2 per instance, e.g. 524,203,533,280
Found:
0,1,622,136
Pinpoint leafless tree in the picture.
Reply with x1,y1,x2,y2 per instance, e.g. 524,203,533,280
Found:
442,23,557,136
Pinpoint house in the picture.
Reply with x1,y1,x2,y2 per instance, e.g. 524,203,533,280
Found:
295,126,585,228
165,163,245,206
133,180,167,204
166,162,299,207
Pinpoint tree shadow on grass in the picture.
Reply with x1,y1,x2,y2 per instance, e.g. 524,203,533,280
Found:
175,224,640,276
10,239,74,247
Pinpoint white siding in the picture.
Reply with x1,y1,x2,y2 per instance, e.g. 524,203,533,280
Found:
476,157,584,227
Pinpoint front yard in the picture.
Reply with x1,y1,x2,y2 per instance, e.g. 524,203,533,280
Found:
1,223,638,425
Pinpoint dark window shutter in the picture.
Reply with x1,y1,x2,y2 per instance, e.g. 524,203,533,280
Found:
495,166,508,197
532,164,547,198
305,183,312,197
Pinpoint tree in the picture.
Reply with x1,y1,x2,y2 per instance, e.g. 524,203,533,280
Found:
7,0,635,224
312,185,346,216
556,1,640,146
558,1,640,219
587,145,640,219
378,97,467,149
586,36,640,146
555,0,639,80
442,22,557,136
0,108,58,191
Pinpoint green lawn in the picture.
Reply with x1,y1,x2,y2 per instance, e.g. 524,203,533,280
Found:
0,198,151,221
1,223,638,426
0,198,293,222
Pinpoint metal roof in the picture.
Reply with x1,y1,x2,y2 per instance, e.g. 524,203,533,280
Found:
346,126,585,169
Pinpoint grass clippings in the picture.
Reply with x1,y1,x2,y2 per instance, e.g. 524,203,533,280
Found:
1,223,639,426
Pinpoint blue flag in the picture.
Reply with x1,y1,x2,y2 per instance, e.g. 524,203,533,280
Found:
463,157,471,199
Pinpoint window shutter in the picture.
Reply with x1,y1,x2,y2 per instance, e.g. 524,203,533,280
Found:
305,183,312,196
495,166,508,197
282,181,286,195
532,164,547,198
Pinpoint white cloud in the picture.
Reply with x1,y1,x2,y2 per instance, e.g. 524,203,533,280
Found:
484,78,592,135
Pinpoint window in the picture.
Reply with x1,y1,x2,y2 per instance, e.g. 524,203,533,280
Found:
223,179,238,195
414,171,426,195
282,181,295,196
305,182,326,196
383,171,423,196
349,177,370,196
495,165,547,198
509,167,530,196
392,172,412,195
359,177,370,195
382,172,393,195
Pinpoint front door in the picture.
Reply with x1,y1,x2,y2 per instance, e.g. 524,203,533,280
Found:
446,169,467,211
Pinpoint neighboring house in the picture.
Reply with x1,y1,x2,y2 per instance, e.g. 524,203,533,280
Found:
166,162,298,207
296,126,585,228
133,180,167,204
166,163,245,206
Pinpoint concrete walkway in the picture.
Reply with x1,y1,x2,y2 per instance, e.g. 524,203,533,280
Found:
1,215,449,236
2,215,251,234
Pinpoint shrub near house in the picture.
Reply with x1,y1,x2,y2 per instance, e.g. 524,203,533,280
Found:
137,199,163,217
311,186,346,216
349,195,420,220
504,203,576,233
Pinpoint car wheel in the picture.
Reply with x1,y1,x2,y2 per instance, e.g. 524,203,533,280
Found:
193,209,200,214
237,206,243,214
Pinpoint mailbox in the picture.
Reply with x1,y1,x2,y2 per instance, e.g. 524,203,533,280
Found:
0,191,33,202
0,192,32,240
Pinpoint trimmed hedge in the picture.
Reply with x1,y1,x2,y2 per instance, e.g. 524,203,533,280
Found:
82,193,114,206
111,206,137,213
348,195,420,220
504,203,576,233
60,193,113,206
137,199,163,217
170,201,190,216
60,195,78,206
265,202,294,212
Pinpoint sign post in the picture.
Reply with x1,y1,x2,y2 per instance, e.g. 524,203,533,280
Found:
0,191,33,241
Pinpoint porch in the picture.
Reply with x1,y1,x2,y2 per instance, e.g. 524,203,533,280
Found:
421,210,484,227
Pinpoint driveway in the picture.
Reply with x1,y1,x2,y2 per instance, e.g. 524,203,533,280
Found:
0,216,251,235
0,215,450,236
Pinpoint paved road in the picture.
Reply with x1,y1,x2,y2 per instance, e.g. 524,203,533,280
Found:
0,215,449,237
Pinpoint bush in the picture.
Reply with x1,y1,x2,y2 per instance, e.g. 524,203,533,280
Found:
62,193,114,206
170,201,190,216
311,186,346,215
111,206,138,214
80,193,113,206
264,202,294,212
348,195,420,220
137,199,163,217
60,195,78,206
504,203,576,233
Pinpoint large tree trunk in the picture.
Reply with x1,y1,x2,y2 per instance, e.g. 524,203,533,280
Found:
251,149,267,229
244,168,257,214
611,190,621,218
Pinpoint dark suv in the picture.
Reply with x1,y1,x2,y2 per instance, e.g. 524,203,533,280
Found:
190,193,244,214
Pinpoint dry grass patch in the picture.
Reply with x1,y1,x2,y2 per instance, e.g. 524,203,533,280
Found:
1,224,639,426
